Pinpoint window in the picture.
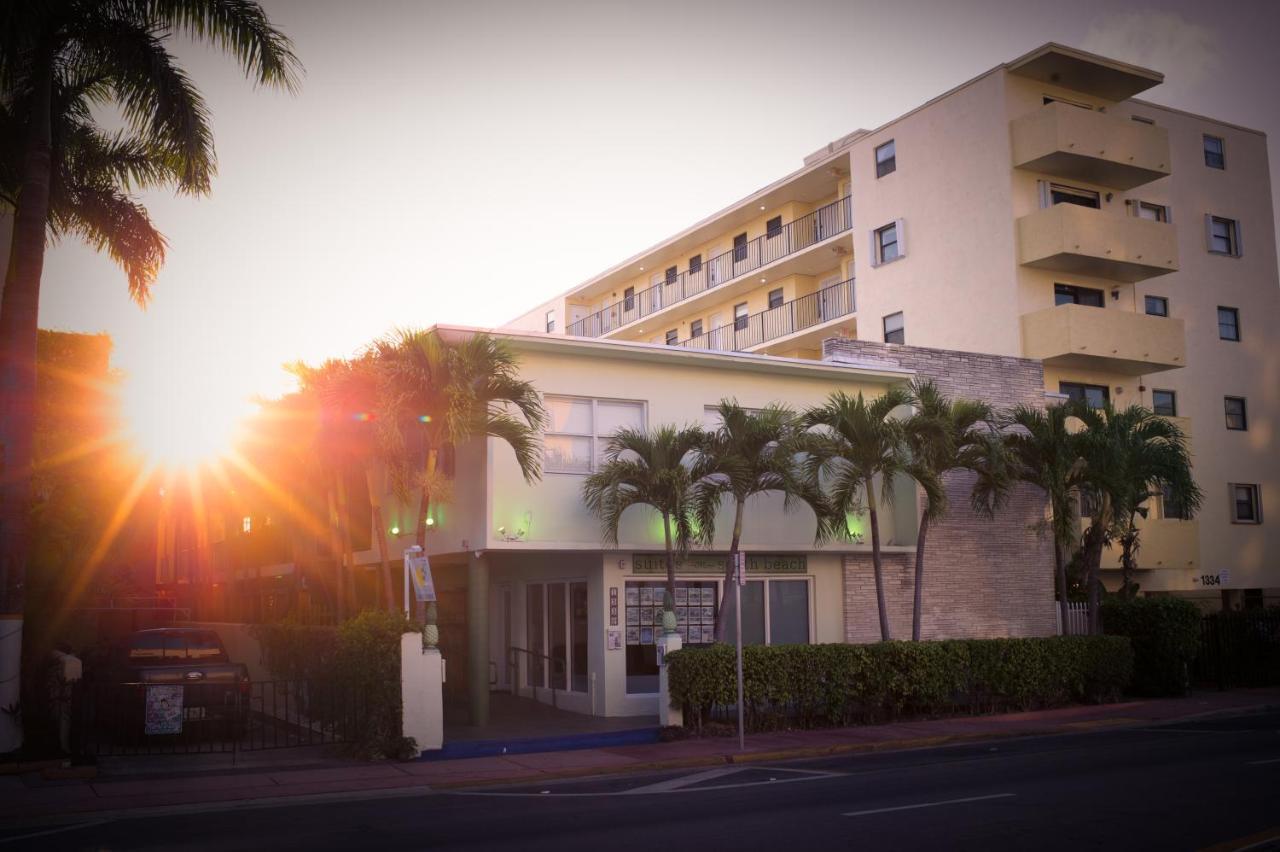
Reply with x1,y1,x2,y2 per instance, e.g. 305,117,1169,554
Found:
625,580,718,693
690,319,703,338
874,222,900,264
1204,134,1225,169
242,516,252,534
733,232,748,262
765,216,782,238
1054,284,1104,307
1225,396,1248,431
623,286,635,312
733,302,749,331
689,254,702,273
1152,390,1177,416
1048,183,1101,209
544,309,555,333
721,578,812,646
883,311,905,345
1131,115,1155,125
1135,201,1168,222
1207,216,1240,256
875,139,896,177
767,288,784,310
543,395,645,473
1144,296,1169,317
1160,485,1191,520
665,266,678,285
1059,381,1109,409
1218,306,1240,341
1230,483,1261,524
527,581,589,693
664,329,678,346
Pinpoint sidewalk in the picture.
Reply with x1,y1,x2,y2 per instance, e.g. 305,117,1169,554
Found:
3,688,1277,827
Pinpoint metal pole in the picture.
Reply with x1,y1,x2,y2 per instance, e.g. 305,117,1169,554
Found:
735,555,745,753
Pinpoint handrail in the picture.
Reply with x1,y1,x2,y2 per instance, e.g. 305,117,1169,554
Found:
507,645,567,709
677,276,855,352
566,196,853,338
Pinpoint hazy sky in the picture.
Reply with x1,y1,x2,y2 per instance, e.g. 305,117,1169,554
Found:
32,0,1280,443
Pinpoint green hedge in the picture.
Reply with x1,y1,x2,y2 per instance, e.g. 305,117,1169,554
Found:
1101,597,1201,696
666,636,1133,733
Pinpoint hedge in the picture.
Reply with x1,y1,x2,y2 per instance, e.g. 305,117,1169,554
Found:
1101,597,1201,696
666,636,1133,733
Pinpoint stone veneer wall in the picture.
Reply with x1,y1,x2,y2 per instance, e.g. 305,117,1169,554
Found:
822,338,1057,643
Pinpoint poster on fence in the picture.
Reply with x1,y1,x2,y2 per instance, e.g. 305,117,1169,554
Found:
144,684,184,735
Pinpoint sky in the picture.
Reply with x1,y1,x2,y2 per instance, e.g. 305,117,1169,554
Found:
31,0,1280,453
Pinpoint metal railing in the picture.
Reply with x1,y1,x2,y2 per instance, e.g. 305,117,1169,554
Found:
567,196,853,338
1194,610,1280,690
507,646,567,708
677,277,855,353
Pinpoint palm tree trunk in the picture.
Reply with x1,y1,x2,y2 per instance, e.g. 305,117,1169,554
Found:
414,448,438,550
1054,539,1070,633
0,55,54,618
335,470,357,614
661,510,676,612
716,500,746,643
866,480,891,642
911,513,930,641
366,468,394,611
325,482,346,621
1082,518,1107,635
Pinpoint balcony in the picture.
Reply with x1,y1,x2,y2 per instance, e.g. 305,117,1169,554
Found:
567,197,852,338
1021,304,1185,375
1011,102,1170,190
676,278,855,354
1017,203,1178,282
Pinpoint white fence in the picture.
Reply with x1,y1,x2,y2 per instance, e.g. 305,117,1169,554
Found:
1055,602,1090,636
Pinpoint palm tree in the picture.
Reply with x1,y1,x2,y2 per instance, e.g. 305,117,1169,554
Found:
1001,401,1086,634
583,425,705,618
691,400,836,642
802,386,927,642
375,329,546,550
905,380,1008,641
0,0,299,751
1075,404,1201,625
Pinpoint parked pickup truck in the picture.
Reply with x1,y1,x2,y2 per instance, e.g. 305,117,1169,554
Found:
106,628,251,734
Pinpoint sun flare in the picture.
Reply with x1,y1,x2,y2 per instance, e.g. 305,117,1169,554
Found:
120,370,254,470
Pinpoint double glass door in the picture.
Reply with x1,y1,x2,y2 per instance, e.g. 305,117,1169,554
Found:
526,581,588,693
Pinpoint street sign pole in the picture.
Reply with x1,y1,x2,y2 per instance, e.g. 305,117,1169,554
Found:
734,551,745,753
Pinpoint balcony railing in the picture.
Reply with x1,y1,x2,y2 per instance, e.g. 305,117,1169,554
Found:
677,277,855,353
567,196,853,338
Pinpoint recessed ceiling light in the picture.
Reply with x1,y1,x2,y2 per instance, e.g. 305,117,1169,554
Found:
760,277,766,283
639,266,644,271
759,205,766,210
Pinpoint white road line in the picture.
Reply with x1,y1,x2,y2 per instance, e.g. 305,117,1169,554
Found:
1248,757,1280,765
843,793,1016,817
620,767,745,794
0,820,110,845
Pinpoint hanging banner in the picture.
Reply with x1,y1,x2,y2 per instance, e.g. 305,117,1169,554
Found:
407,551,437,602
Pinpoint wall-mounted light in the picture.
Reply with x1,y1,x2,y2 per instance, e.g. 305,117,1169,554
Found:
390,526,401,535
1105,192,1114,203
1111,289,1120,301
424,517,435,528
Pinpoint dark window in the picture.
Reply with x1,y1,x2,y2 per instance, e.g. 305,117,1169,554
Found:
1225,396,1247,430
1231,484,1260,524
1060,381,1109,409
1204,134,1225,169
876,223,899,263
689,254,702,273
1218,306,1240,341
664,329,677,346
733,233,748,262
883,311,905,345
1078,489,1099,518
623,286,635,312
733,302,749,331
545,310,555,333
665,266,678,285
1136,202,1168,222
690,319,703,338
1208,216,1239,255
1144,296,1169,317
1054,284,1104,307
1161,485,1190,520
767,288,784,310
875,140,896,177
765,216,782,238
1152,390,1177,416
1050,183,1100,209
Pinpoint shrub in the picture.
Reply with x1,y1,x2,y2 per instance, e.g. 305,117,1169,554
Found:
1102,597,1201,696
667,635,1133,734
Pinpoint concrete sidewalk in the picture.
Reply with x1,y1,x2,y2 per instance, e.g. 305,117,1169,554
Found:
4,688,1277,827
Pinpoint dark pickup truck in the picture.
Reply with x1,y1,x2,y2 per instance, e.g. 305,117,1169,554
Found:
106,628,251,734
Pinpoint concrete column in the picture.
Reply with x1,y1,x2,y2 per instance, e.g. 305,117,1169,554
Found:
657,632,683,728
467,552,490,727
400,632,444,755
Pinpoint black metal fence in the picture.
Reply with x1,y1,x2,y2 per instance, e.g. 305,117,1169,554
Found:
1193,611,1280,690
74,679,368,757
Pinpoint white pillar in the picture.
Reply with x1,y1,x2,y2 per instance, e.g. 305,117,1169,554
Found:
401,632,444,755
657,632,683,728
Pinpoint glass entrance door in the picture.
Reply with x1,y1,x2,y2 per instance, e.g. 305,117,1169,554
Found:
526,580,588,693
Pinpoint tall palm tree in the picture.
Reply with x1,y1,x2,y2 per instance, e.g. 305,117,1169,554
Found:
375,329,546,550
1001,401,1086,634
1075,404,1201,624
802,386,927,642
0,0,299,751
691,400,836,642
583,425,705,618
905,380,1008,641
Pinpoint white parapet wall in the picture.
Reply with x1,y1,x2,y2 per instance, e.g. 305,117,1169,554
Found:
400,633,444,755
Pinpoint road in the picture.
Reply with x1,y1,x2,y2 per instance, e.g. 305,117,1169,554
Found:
5,710,1280,851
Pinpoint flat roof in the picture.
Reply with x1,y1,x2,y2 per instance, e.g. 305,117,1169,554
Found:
1005,42,1163,101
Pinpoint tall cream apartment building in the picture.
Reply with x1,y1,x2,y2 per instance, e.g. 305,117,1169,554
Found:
509,42,1280,609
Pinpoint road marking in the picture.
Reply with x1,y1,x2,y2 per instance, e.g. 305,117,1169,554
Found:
1248,757,1280,766
0,820,111,845
620,767,745,794
843,793,1016,817
452,766,843,798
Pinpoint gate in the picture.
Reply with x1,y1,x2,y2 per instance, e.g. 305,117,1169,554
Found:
1193,611,1280,689
74,679,368,757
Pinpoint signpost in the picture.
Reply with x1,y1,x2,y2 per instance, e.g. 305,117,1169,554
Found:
733,551,746,753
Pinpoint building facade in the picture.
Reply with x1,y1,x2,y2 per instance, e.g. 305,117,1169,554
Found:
508,42,1280,611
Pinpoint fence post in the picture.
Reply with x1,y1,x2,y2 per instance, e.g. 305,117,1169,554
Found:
401,632,444,755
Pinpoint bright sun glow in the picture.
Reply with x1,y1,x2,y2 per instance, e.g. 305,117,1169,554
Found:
121,369,255,470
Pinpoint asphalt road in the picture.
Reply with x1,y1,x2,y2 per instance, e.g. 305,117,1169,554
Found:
6,710,1280,852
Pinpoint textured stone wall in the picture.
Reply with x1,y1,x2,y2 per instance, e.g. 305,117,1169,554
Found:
822,338,1057,643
